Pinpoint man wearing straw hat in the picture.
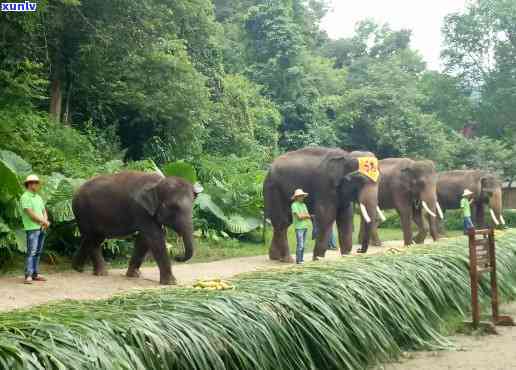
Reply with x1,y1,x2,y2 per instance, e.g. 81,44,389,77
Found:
461,189,475,234
20,175,50,284
291,189,311,264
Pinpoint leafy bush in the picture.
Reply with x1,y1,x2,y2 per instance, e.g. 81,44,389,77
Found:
1,231,516,369
195,155,266,237
0,108,122,178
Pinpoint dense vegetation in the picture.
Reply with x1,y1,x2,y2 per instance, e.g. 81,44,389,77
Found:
1,230,516,369
1,0,516,259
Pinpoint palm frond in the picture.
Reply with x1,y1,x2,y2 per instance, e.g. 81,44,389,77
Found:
1,231,516,369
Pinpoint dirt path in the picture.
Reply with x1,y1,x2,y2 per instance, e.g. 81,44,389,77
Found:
378,302,516,370
0,241,404,312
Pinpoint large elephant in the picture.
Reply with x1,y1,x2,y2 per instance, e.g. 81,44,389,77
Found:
72,172,195,285
362,158,442,246
435,170,505,230
264,147,380,261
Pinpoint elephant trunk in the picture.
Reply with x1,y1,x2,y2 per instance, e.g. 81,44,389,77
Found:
421,191,439,241
358,185,379,251
174,222,194,262
489,188,504,225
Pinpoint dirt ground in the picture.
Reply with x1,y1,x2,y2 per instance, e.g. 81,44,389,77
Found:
0,241,410,312
378,301,516,370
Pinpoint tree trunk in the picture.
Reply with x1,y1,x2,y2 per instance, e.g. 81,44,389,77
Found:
50,77,62,122
63,80,72,124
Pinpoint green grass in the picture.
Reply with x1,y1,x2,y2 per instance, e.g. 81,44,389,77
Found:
1,230,516,369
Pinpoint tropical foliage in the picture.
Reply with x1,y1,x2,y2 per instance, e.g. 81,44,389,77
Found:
2,0,516,260
1,231,516,369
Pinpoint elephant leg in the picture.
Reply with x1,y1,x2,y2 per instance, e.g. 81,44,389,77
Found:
398,209,414,246
127,234,149,278
336,204,353,255
313,221,333,260
267,183,293,262
91,240,107,276
357,218,364,245
413,209,427,244
72,235,102,273
269,225,292,263
145,227,175,285
474,201,484,228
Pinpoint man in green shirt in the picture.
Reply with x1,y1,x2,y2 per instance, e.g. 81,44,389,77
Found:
461,189,474,234
20,175,49,284
291,189,311,264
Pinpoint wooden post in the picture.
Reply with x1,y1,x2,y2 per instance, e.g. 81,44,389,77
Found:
467,230,480,328
465,228,514,332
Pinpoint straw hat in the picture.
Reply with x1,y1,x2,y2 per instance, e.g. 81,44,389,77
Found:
291,188,308,200
462,189,473,197
24,175,40,184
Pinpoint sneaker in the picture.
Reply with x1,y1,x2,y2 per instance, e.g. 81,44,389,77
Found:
24,276,33,284
32,275,47,282
296,261,304,265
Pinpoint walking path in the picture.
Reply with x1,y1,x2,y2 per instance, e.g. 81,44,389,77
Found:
0,242,400,312
378,301,516,370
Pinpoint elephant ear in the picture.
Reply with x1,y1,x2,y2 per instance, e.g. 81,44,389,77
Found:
324,155,358,187
133,180,162,216
400,165,417,191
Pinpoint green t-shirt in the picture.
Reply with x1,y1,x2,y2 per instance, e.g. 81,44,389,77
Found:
460,197,471,218
20,191,45,231
291,201,310,230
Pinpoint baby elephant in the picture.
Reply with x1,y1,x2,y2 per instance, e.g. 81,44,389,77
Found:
72,171,196,285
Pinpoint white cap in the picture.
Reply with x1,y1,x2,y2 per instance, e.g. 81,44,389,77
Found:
462,189,473,196
24,175,40,184
291,189,309,200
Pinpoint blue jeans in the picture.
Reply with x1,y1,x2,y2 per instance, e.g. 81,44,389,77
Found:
464,217,474,233
25,229,45,278
295,228,307,263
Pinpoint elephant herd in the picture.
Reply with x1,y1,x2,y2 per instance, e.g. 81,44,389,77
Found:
264,147,505,263
71,146,504,285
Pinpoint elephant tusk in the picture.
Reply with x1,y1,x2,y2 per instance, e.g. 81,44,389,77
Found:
490,209,500,225
436,202,444,219
376,206,386,222
500,215,506,225
421,201,437,218
360,203,371,224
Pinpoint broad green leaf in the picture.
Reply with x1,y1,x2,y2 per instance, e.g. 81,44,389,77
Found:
162,161,197,184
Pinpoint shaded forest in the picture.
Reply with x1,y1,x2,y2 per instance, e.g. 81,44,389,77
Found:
1,0,516,257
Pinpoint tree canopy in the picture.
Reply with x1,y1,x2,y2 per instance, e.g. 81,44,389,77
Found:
1,0,515,179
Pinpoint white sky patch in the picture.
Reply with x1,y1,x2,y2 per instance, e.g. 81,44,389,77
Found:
321,0,470,71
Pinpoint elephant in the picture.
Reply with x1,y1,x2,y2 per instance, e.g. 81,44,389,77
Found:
360,158,442,246
433,170,504,232
72,171,196,285
263,147,380,261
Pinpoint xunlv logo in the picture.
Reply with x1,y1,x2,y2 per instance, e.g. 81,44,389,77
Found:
1,2,37,11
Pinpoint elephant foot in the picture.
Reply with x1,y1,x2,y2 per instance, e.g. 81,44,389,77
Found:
280,255,294,263
269,248,282,261
160,276,177,285
71,263,85,273
93,268,108,276
413,234,426,244
126,268,141,278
